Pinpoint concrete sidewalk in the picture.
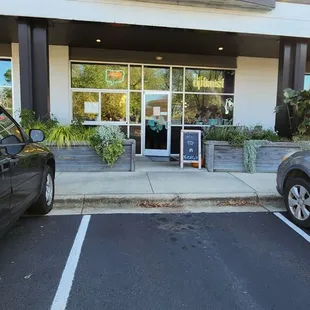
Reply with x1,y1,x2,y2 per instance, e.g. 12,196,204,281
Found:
54,170,280,202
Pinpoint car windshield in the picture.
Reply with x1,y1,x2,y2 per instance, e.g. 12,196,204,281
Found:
0,110,23,142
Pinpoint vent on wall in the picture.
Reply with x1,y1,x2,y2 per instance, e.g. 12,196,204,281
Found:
121,0,276,10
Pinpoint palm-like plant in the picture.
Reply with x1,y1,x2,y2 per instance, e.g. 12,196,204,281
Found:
46,125,81,148
276,88,310,140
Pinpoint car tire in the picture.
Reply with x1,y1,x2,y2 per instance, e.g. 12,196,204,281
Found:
28,166,55,215
284,177,310,228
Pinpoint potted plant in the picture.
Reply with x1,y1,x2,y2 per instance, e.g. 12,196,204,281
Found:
203,126,302,173
89,124,136,171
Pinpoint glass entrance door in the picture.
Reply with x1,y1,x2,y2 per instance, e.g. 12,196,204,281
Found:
144,92,170,157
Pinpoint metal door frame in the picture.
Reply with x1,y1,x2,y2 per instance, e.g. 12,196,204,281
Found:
142,91,171,157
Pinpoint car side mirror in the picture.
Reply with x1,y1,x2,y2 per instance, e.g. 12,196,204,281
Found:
30,129,45,143
1,135,24,156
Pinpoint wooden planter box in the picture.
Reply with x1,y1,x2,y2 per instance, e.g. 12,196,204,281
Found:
205,141,244,172
205,141,301,173
49,139,136,172
255,142,301,173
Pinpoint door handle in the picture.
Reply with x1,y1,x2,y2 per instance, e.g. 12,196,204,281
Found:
165,121,170,129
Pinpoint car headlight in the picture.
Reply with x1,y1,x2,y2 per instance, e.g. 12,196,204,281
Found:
282,152,295,162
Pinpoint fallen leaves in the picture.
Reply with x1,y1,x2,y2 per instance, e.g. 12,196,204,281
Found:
216,199,260,206
138,200,181,208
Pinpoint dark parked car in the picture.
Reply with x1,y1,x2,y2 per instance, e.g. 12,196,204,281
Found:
277,151,310,228
0,106,55,237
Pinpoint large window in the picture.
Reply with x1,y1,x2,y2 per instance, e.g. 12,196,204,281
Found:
0,60,12,115
185,69,235,93
184,94,234,125
144,67,170,91
71,62,143,154
101,93,127,122
182,69,234,126
71,62,235,154
71,63,128,90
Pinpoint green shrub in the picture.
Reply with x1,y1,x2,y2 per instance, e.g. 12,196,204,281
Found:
47,125,81,148
203,126,249,147
90,125,125,167
248,126,281,142
203,125,281,147
20,109,59,137
20,108,95,147
103,141,124,167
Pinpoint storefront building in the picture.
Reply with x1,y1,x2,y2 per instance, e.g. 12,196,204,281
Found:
1,0,310,156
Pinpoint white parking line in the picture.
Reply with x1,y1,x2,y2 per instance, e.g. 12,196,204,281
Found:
274,212,310,243
50,215,91,310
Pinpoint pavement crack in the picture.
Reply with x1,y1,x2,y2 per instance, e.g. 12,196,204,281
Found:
228,173,260,203
146,172,155,194
229,172,257,193
81,195,86,214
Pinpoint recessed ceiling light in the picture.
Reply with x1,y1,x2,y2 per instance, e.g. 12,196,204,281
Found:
96,39,101,43
218,47,224,51
156,56,163,61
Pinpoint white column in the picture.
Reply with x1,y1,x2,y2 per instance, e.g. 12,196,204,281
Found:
49,45,70,124
234,56,279,129
11,43,21,120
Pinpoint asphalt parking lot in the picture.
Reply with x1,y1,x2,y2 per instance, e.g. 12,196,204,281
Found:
1,211,310,310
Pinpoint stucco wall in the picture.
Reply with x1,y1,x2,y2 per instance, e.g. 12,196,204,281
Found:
234,56,279,129
2,1,310,38
49,45,70,124
11,43,21,119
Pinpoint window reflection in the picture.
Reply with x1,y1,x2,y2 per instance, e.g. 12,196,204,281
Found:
130,92,142,124
184,94,234,125
0,88,13,116
71,63,128,89
0,111,23,141
172,68,183,91
72,92,99,122
172,93,183,125
101,93,127,122
0,60,12,87
185,69,235,93
144,66,170,90
0,60,13,115
130,66,142,90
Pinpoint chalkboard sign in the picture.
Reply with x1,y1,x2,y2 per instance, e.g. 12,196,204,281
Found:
180,130,201,169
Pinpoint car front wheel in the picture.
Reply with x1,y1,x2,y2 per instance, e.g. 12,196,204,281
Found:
284,177,310,228
28,166,55,215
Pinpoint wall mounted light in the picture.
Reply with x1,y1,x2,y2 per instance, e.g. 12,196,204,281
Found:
96,39,101,43
218,47,224,51
156,56,163,61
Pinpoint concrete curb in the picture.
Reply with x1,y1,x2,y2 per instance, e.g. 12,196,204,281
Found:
54,193,283,209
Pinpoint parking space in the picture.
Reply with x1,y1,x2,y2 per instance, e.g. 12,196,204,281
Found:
0,215,82,310
1,212,310,310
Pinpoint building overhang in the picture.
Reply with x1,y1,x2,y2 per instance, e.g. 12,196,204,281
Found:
123,0,276,10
